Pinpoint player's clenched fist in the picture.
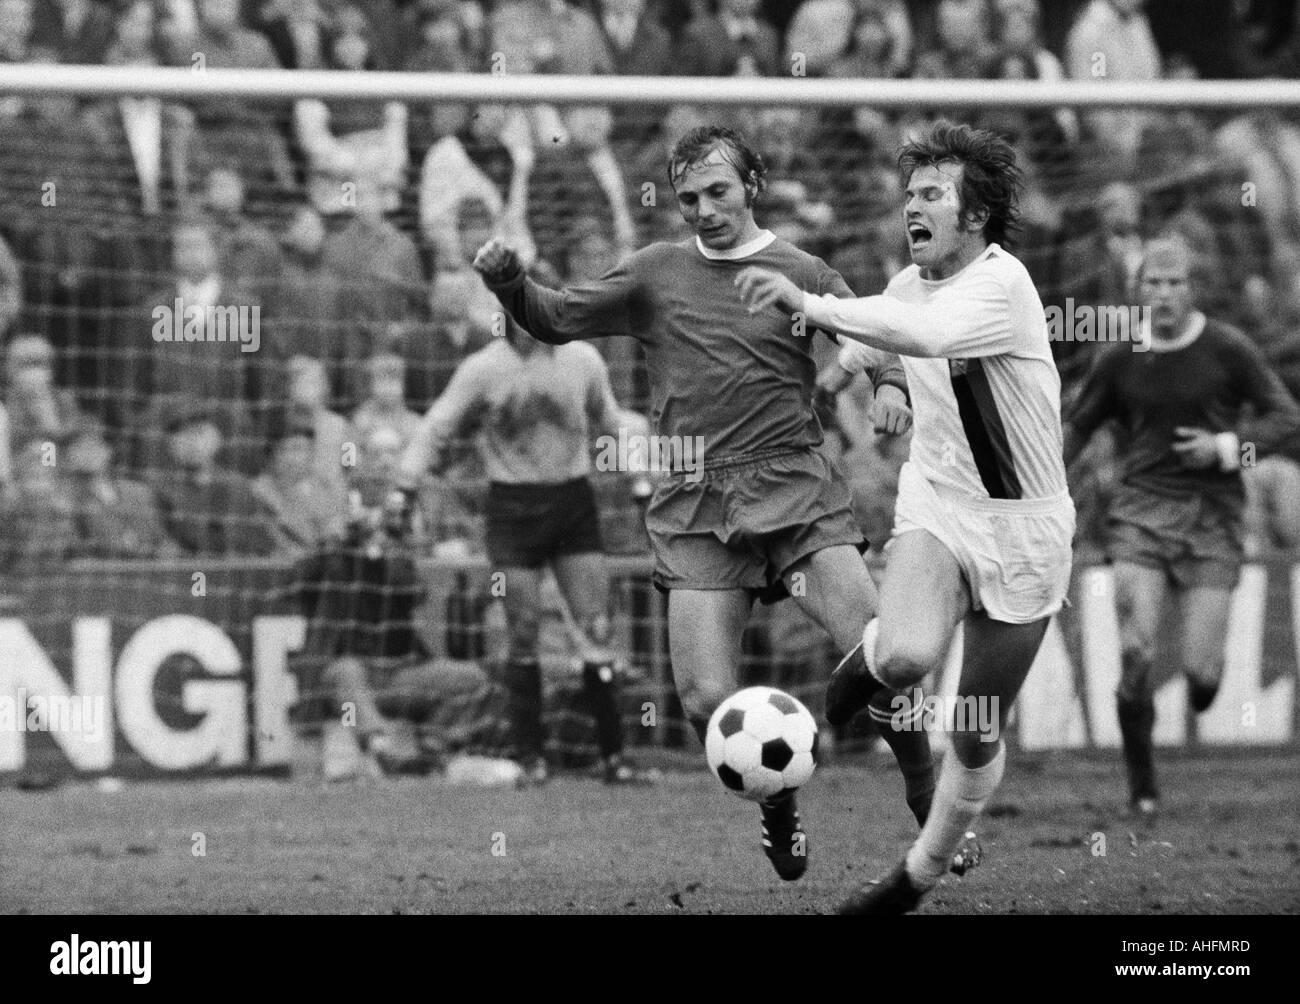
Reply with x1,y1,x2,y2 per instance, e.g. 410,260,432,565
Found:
472,238,521,284
734,267,802,315
872,384,912,435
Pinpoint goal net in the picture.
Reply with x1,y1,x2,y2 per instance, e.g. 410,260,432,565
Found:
1,65,1297,778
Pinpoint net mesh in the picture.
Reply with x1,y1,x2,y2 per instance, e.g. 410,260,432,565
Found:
2,26,1299,774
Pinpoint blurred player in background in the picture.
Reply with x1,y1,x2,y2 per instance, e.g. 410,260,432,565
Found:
400,316,657,786
1062,236,1300,819
737,121,1074,912
471,125,936,883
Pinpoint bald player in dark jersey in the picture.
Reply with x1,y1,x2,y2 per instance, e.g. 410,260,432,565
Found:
1063,237,1300,818
471,125,938,883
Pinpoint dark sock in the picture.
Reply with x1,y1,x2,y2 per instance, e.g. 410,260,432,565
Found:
826,639,885,728
868,689,935,827
687,714,710,744
504,657,544,761
1116,692,1157,801
1188,676,1220,714
582,660,624,759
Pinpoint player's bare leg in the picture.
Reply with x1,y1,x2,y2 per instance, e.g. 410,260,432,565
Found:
1113,562,1167,817
827,530,968,727
838,611,1049,914
552,550,657,784
1176,583,1234,714
784,544,937,825
499,565,548,784
669,588,808,880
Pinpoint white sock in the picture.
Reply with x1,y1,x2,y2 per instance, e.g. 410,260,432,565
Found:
904,743,1006,889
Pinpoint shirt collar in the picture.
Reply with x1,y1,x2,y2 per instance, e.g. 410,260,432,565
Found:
1145,310,1205,353
695,229,775,260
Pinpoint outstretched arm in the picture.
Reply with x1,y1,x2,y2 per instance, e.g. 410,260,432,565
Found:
474,238,640,345
400,361,487,485
735,266,1017,359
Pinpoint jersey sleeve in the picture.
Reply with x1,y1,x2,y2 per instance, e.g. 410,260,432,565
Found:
803,265,1019,359
1226,331,1300,458
484,252,644,345
817,264,908,396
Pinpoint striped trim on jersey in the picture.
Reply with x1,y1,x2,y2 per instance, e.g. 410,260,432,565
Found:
948,358,1022,500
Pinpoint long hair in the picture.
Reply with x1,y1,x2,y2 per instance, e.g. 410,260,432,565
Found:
668,126,768,206
897,120,1024,248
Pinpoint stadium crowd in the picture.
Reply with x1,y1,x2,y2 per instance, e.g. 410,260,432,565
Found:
0,0,1298,772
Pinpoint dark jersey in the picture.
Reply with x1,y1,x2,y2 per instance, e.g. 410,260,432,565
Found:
1067,314,1300,502
484,233,907,467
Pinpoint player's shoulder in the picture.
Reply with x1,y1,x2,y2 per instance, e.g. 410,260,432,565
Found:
1200,315,1256,353
970,243,1034,287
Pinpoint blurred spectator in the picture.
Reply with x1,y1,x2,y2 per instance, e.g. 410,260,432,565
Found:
0,438,76,573
420,104,538,276
789,0,914,78
293,5,408,215
351,350,423,449
321,183,425,404
680,0,781,77
151,400,275,556
1213,108,1300,254
597,0,672,74
29,0,114,63
0,399,9,502
987,0,1079,151
1065,0,1162,171
286,353,352,490
1054,181,1144,382
89,0,197,217
255,0,328,69
0,232,19,338
162,0,295,201
268,204,351,390
64,416,179,559
0,0,36,100
914,0,999,79
251,412,347,555
204,165,286,308
402,0,477,159
292,487,502,778
594,0,673,146
3,334,83,453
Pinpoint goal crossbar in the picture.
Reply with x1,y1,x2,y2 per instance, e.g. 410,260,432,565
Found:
1,64,1298,108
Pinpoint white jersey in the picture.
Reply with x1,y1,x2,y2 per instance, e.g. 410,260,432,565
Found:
817,244,1066,502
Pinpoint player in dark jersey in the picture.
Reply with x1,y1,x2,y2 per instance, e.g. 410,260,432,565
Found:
1063,236,1300,819
471,126,936,882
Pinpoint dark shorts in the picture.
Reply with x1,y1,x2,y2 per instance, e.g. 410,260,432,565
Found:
645,447,866,603
485,477,604,568
1106,487,1244,590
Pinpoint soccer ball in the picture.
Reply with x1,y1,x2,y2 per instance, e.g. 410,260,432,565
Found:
705,687,818,802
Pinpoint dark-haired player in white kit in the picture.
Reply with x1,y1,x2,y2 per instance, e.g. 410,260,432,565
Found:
1063,236,1300,819
738,120,1074,913
472,125,939,882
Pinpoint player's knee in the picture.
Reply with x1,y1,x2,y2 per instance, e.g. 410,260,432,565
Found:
875,638,942,691
678,677,730,726
949,727,1000,769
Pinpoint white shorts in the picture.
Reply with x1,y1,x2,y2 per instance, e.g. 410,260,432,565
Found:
890,462,1075,624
